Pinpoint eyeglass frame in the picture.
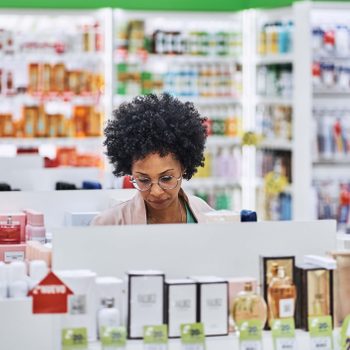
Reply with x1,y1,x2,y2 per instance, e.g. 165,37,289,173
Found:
129,174,183,192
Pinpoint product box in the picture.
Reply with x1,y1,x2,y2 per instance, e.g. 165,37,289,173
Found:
165,279,197,338
0,213,26,243
56,269,98,342
259,255,295,329
190,276,229,336
227,277,257,332
65,211,100,226
295,263,334,330
0,243,26,263
126,270,165,339
327,251,350,327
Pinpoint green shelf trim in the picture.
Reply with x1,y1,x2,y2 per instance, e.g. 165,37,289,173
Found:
0,0,349,11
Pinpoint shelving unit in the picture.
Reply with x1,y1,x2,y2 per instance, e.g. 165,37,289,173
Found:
293,1,350,230
247,7,294,220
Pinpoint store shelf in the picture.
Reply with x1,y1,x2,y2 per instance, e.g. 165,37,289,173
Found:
258,138,293,151
313,88,350,96
206,136,241,147
0,51,104,62
313,53,350,63
114,95,242,106
256,95,293,106
88,331,315,350
183,177,241,188
255,53,294,65
0,137,102,147
115,52,241,65
313,157,350,166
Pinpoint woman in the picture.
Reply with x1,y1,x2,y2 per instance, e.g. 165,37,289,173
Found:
91,93,213,225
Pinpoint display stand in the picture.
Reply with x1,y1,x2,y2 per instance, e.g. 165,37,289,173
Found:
0,220,337,349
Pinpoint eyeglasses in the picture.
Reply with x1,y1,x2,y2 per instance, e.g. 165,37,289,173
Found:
130,175,182,192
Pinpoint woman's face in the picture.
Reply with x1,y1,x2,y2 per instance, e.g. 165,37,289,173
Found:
131,153,183,211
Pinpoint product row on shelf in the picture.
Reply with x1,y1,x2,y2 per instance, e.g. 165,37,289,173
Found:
257,20,294,55
314,107,350,160
0,250,345,343
256,63,293,98
116,61,242,98
314,179,350,230
312,23,350,57
116,18,242,57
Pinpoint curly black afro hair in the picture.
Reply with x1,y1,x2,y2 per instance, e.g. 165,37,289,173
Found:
104,93,208,180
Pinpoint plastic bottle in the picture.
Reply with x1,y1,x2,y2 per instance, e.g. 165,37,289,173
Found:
97,298,121,339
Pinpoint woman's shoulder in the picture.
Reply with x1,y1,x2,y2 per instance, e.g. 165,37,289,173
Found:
90,197,135,225
186,194,214,212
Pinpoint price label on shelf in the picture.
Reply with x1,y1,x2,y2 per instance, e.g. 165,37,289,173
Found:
309,316,333,350
239,320,263,350
100,326,126,349
143,325,168,350
62,327,88,350
271,318,296,350
340,314,350,350
180,323,206,350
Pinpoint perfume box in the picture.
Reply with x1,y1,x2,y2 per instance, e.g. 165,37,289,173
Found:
0,213,26,243
328,251,350,327
0,243,26,263
126,270,165,339
295,263,334,330
227,277,257,332
260,255,295,302
260,255,295,329
165,279,197,338
190,276,229,336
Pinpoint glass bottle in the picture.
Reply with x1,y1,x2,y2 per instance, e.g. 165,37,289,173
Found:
232,282,267,329
267,265,296,325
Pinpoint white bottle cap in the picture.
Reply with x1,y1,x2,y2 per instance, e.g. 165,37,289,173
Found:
9,261,27,282
29,260,48,281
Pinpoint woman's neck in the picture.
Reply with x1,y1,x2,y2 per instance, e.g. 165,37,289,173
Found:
146,197,185,224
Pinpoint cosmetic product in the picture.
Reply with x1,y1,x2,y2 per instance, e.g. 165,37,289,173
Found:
0,212,26,243
303,255,337,270
327,251,350,327
295,263,333,330
227,277,257,332
232,282,267,329
165,279,197,338
190,276,229,336
267,265,297,327
0,243,26,263
29,260,48,289
8,261,28,298
97,298,121,337
56,269,97,342
260,255,295,307
95,277,124,339
0,215,21,244
25,210,46,244
126,270,165,339
0,262,8,298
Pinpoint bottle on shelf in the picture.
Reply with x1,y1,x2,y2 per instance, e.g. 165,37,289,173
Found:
232,282,267,329
267,264,296,326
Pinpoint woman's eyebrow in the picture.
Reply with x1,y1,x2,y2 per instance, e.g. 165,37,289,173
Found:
135,169,174,176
